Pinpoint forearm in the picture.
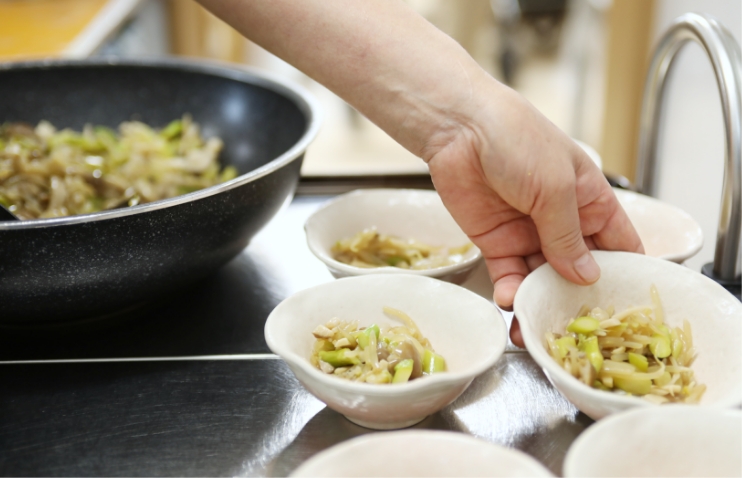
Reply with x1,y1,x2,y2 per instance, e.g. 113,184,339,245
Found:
197,0,501,160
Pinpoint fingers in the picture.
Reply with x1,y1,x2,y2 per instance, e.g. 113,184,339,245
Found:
525,252,546,271
509,317,525,348
575,181,644,255
593,198,645,255
531,178,600,286
486,252,546,309
486,256,528,309
470,216,541,258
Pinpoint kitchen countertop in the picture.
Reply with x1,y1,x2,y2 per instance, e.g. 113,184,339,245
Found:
0,191,590,477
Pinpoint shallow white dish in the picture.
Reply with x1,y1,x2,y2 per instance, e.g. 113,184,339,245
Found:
613,188,703,263
290,430,554,477
514,250,742,421
304,189,482,283
563,406,742,477
265,274,506,430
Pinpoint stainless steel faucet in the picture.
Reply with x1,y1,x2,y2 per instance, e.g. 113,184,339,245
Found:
635,12,741,284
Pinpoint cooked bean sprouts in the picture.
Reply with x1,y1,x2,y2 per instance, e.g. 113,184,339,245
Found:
310,307,447,384
332,227,472,269
545,285,705,404
0,115,236,219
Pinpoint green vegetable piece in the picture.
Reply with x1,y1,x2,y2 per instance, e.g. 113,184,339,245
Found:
649,334,672,358
422,349,447,375
376,369,393,384
566,316,600,335
628,352,649,372
50,131,98,152
159,119,183,139
654,371,672,387
592,380,610,391
355,331,368,349
614,376,652,395
88,197,104,212
176,186,202,196
220,165,238,182
554,336,576,359
355,324,380,349
385,256,405,266
318,349,359,367
367,324,380,339
581,336,603,373
314,339,335,353
392,359,414,383
94,126,118,145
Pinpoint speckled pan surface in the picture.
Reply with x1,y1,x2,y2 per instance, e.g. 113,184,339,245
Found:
0,59,321,324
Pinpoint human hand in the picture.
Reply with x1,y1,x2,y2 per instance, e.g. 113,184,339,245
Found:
426,84,644,347
197,0,645,348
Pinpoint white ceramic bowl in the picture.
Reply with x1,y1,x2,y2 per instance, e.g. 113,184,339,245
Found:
563,406,742,477
613,188,703,263
513,250,741,421
304,189,482,283
265,274,506,429
291,430,554,477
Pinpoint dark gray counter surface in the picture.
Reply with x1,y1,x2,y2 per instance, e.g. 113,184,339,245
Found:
0,194,590,477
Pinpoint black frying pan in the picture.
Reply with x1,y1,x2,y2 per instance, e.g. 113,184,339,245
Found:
0,59,321,325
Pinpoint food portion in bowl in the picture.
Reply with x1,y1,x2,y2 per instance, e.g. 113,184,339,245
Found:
545,285,705,404
332,226,473,270
311,306,447,384
265,274,507,429
0,115,237,219
304,189,482,283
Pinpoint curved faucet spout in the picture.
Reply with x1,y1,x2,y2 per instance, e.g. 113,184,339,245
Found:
635,12,741,282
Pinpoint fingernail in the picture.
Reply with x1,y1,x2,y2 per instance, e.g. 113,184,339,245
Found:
574,252,600,283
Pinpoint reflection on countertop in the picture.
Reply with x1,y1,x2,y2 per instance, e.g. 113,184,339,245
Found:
0,192,589,478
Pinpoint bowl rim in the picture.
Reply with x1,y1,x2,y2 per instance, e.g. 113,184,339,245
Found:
290,429,554,477
0,57,323,231
265,273,506,396
562,405,742,476
514,250,742,411
303,188,483,277
612,188,704,263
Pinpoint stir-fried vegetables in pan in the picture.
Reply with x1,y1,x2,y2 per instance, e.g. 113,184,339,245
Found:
545,285,705,404
0,115,236,219
311,307,447,384
332,227,472,269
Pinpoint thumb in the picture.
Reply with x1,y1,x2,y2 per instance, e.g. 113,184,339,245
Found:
531,182,600,285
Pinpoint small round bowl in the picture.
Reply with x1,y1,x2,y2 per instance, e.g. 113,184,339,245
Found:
291,430,554,477
304,189,482,283
563,406,742,477
513,251,741,421
613,188,703,263
265,274,506,430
